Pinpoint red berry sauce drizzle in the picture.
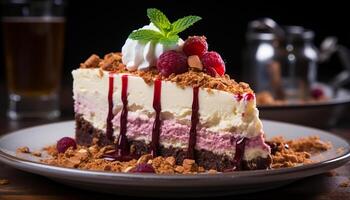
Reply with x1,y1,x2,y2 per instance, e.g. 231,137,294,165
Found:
103,75,137,161
103,74,250,170
106,72,115,140
151,79,162,156
244,93,255,101
235,94,243,101
233,137,247,171
187,87,199,159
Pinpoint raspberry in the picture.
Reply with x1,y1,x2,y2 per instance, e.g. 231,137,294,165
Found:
311,88,324,99
203,66,218,77
157,50,188,77
130,163,155,173
57,137,77,153
183,36,208,57
201,51,226,76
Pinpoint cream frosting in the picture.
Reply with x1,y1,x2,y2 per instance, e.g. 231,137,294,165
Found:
121,23,184,71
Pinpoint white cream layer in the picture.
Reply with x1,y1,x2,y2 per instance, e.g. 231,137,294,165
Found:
72,68,263,139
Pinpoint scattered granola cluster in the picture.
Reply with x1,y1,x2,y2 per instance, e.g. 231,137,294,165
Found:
16,146,41,157
17,135,331,174
79,52,252,95
268,136,332,168
339,180,350,188
41,144,214,174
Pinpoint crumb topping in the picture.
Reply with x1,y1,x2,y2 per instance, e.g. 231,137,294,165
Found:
16,146,30,153
268,136,332,168
79,52,252,94
40,135,331,174
42,145,214,174
339,180,350,187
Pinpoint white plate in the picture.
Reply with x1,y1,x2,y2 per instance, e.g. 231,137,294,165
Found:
259,86,350,128
0,120,349,197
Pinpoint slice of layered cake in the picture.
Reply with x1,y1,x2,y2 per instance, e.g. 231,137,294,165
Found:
72,8,271,171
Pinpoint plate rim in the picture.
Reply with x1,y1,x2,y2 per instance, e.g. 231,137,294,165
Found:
0,120,350,181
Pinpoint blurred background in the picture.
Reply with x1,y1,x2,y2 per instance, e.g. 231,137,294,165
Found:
1,1,350,85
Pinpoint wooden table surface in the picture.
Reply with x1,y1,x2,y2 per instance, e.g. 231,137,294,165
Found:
1,86,350,200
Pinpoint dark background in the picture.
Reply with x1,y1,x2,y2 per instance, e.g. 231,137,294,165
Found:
1,1,350,86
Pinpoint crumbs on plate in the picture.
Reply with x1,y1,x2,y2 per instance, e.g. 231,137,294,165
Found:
16,135,332,174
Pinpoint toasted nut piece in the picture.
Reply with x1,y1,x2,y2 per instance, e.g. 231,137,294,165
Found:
174,166,184,173
123,166,134,173
183,159,198,172
80,54,100,68
165,157,176,166
31,151,42,157
137,154,153,164
17,146,30,153
188,55,203,70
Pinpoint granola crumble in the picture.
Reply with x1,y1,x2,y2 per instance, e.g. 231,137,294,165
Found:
16,146,30,153
40,135,331,174
31,151,42,157
80,54,101,68
42,144,216,174
339,180,350,187
79,52,252,94
269,136,332,168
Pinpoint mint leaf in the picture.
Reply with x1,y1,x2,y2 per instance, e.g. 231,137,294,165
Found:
128,9,202,46
128,29,164,41
170,16,202,35
159,35,179,46
147,8,171,33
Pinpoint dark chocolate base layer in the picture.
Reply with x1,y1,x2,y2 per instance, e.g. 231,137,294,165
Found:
75,115,271,171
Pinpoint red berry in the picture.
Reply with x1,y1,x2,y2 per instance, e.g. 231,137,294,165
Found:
57,137,77,153
201,51,226,76
130,163,155,173
203,66,218,77
183,36,208,57
244,93,255,101
157,50,188,77
311,88,324,99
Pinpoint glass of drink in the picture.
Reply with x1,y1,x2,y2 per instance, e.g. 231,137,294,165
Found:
1,0,65,119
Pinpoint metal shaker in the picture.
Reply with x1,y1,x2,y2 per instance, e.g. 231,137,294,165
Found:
243,19,318,101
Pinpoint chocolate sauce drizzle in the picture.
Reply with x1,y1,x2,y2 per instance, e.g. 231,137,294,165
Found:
187,87,199,159
106,73,115,140
151,79,162,156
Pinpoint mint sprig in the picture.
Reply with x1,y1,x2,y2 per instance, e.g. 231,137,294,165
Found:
147,8,171,33
128,30,164,41
170,16,201,35
128,8,201,45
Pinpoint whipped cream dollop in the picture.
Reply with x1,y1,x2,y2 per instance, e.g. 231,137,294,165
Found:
122,23,184,71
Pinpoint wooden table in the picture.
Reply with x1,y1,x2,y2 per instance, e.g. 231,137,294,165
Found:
1,86,350,200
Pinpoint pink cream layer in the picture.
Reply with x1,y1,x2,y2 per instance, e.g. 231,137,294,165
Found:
111,112,270,155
